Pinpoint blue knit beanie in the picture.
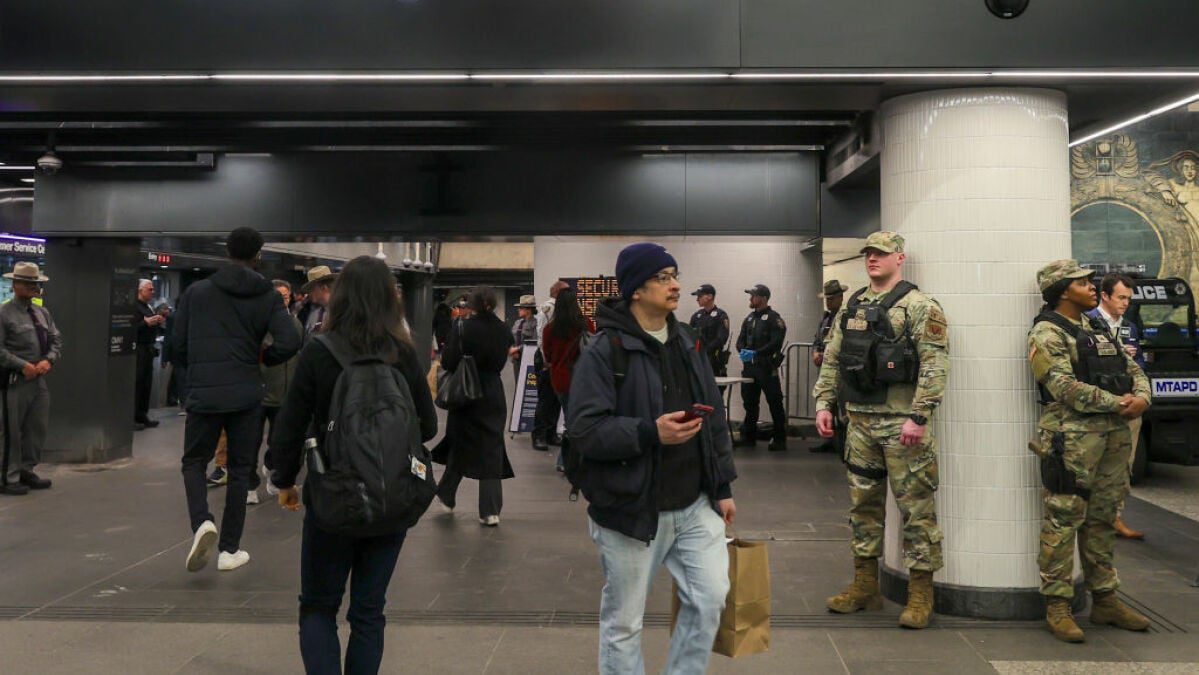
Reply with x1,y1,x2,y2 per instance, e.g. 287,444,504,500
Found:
615,243,678,300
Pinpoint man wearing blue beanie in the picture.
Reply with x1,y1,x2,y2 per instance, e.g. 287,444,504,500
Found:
566,242,738,674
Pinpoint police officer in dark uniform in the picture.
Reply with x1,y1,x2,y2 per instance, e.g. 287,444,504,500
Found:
735,284,788,452
689,284,731,377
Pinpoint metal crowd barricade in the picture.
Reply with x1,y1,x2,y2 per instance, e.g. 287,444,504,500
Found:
782,341,818,424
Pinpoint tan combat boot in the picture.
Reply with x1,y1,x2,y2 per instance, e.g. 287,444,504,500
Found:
1046,597,1086,643
1090,591,1150,631
826,557,883,613
899,569,934,629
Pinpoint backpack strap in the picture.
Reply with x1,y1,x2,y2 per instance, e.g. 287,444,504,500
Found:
315,333,389,369
607,331,629,394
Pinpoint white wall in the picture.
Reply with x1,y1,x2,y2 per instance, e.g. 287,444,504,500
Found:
534,235,822,421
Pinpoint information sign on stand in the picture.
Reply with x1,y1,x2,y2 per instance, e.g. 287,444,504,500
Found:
508,342,540,433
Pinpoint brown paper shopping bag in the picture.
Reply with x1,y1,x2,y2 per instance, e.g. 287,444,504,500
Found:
671,538,771,658
427,360,440,399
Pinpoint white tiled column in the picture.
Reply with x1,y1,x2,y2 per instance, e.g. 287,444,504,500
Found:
879,89,1070,618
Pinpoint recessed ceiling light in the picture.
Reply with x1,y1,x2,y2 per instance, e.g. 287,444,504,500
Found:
20,178,34,183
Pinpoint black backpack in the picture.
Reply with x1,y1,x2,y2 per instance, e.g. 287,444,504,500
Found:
561,330,627,501
306,334,437,536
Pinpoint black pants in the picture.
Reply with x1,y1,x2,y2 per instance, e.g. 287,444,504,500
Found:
436,467,503,518
532,361,561,440
181,407,264,553
299,512,406,675
134,344,155,423
740,365,787,442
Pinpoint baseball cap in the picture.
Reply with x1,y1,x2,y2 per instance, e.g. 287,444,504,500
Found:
860,231,905,254
744,284,771,298
691,284,716,297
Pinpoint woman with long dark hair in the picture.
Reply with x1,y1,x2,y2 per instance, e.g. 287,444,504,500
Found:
540,286,596,471
432,286,515,525
269,256,438,674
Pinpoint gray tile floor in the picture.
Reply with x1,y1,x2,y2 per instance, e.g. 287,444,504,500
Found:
1,409,1197,673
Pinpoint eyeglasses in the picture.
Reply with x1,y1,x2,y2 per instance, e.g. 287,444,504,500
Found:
651,271,680,285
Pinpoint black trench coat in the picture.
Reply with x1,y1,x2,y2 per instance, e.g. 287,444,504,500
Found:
432,312,516,480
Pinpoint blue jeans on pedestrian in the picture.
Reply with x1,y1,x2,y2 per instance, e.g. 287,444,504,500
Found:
589,495,730,675
299,513,407,675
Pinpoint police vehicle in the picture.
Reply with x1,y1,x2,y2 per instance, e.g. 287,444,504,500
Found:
1125,277,1199,483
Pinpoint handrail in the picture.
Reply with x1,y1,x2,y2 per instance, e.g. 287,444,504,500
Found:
782,341,818,422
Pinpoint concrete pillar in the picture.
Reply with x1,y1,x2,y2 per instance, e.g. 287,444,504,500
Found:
877,89,1071,619
43,237,141,464
402,271,435,372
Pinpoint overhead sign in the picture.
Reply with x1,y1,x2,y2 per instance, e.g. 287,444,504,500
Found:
564,276,620,318
0,234,46,257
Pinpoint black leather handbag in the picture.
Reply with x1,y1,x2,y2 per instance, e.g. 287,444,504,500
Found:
435,322,483,410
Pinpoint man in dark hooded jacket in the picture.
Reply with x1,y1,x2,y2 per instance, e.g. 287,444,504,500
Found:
172,227,301,574
567,242,736,675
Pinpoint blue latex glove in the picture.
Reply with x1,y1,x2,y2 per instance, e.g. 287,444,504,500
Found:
739,349,756,363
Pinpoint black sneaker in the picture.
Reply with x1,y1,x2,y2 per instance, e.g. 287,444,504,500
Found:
19,471,51,490
531,435,549,452
733,436,757,448
547,434,563,447
1,482,30,496
768,439,788,453
207,466,228,487
142,419,160,428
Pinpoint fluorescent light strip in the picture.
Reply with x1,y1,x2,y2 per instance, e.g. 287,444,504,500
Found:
213,73,469,82
0,233,45,242
1,70,1199,84
472,72,730,81
1070,89,1199,147
0,166,35,171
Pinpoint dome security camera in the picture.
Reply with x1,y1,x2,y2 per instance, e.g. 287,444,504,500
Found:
986,0,1030,19
36,151,63,175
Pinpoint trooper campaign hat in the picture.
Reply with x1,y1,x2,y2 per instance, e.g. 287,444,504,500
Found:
819,279,848,298
514,294,538,309
1036,259,1093,293
4,261,49,283
301,265,338,293
860,231,905,254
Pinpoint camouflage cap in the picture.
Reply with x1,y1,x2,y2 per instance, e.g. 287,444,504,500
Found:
1036,259,1093,292
860,231,905,254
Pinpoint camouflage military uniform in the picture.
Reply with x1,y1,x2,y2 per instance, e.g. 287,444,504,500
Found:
812,233,950,572
1028,261,1151,600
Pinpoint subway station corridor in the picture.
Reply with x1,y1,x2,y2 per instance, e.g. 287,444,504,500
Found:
1,402,1197,674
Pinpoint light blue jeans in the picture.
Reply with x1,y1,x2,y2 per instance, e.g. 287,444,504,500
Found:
589,495,730,675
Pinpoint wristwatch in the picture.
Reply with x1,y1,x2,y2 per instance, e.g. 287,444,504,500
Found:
908,413,928,426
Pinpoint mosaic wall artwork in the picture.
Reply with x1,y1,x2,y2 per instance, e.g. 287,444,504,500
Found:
1071,112,1199,293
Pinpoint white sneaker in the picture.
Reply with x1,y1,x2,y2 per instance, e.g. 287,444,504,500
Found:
186,521,218,572
480,515,500,527
217,550,251,571
245,489,260,505
436,496,454,515
261,465,279,496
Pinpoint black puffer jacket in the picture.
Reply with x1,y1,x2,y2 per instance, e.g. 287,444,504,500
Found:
567,298,736,543
173,264,301,414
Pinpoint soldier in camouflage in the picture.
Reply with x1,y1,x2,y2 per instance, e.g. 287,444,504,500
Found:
1027,259,1153,643
812,231,949,629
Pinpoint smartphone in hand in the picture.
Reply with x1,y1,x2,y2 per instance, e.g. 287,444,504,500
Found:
679,403,715,423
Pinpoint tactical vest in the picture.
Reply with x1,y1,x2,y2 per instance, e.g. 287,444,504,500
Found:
837,281,920,405
1033,312,1132,404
